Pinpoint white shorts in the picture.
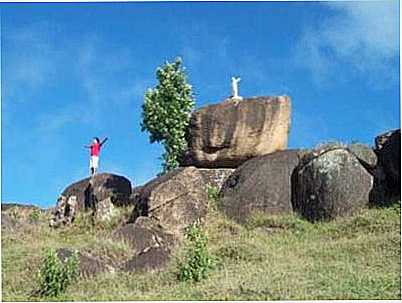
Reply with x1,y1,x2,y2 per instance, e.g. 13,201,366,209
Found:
90,156,99,169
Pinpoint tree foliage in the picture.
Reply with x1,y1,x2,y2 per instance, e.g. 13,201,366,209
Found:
141,57,195,173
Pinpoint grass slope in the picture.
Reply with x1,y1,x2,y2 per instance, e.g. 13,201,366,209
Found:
1,202,401,301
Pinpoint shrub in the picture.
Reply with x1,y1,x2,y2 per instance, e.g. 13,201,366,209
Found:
177,222,215,282
141,57,195,173
36,248,79,297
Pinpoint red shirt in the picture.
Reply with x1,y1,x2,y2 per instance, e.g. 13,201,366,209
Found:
90,142,101,156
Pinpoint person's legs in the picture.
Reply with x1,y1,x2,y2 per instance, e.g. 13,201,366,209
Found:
88,156,99,176
89,157,94,176
92,156,99,175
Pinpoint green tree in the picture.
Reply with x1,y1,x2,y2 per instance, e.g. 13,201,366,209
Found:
141,57,195,173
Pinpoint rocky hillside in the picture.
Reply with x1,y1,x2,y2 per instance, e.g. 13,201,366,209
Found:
2,96,400,300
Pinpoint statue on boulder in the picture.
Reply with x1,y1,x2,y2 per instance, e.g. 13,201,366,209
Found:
231,76,243,104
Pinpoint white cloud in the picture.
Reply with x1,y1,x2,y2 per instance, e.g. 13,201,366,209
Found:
2,21,62,102
294,0,399,87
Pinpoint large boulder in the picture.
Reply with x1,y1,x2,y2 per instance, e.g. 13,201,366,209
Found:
61,173,132,210
114,216,177,273
56,248,115,279
131,167,208,238
374,129,401,202
220,150,302,223
113,217,176,255
123,247,171,272
183,96,291,168
293,147,373,221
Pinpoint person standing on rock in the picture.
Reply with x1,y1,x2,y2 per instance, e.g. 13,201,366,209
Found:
85,137,108,176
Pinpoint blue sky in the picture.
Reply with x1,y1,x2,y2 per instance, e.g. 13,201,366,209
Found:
1,1,400,207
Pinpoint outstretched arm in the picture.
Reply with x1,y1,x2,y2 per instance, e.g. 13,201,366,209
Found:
84,145,91,148
100,137,108,146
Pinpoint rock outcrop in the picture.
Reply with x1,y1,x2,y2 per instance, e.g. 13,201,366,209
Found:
293,147,373,221
49,195,78,228
113,217,176,255
374,129,401,202
122,167,211,272
56,248,114,279
183,96,291,168
131,167,208,238
197,168,235,190
123,247,171,272
220,150,302,223
61,173,132,210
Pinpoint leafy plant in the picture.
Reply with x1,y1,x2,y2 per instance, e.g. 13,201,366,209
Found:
36,248,79,297
177,222,215,282
207,185,219,202
141,57,195,173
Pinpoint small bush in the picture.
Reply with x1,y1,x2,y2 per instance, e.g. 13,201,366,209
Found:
36,248,79,297
177,222,215,282
207,185,219,202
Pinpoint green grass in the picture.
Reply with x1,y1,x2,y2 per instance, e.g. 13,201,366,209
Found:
2,203,400,301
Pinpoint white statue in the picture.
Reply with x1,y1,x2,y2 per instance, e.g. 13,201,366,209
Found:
231,76,243,103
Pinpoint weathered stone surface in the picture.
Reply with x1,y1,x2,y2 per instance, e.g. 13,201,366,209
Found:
113,217,176,254
220,150,302,223
49,196,78,228
131,167,208,237
129,185,144,205
374,129,401,201
197,168,235,190
293,148,373,221
61,173,132,210
94,197,118,222
369,166,391,205
123,247,171,272
347,143,377,170
184,96,291,168
57,248,114,279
